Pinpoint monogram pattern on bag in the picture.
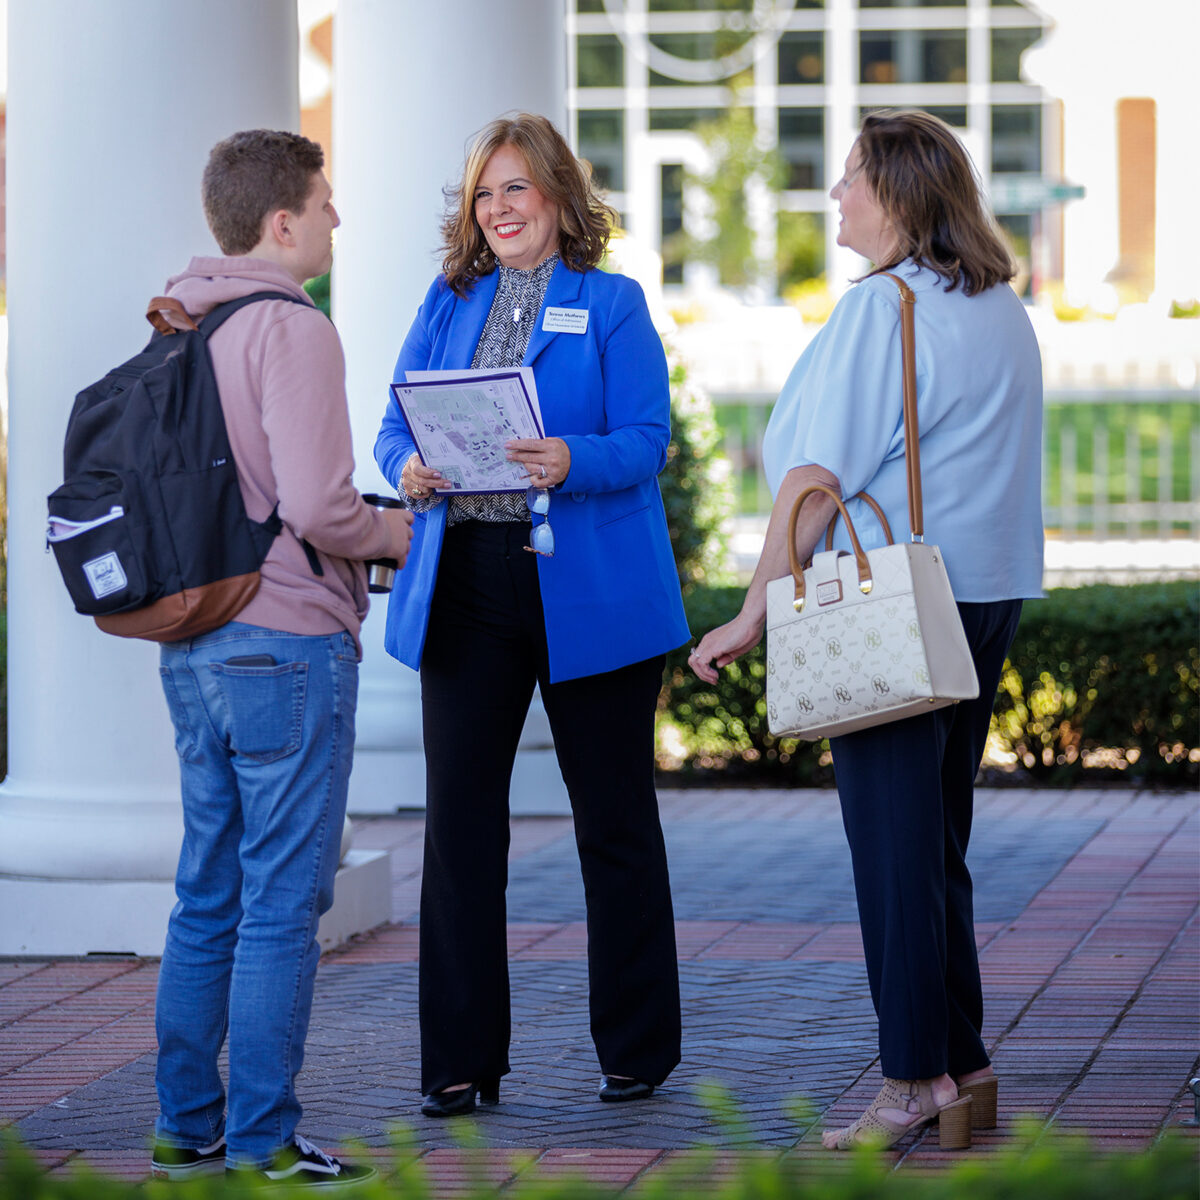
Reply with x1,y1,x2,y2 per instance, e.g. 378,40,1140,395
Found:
766,587,934,736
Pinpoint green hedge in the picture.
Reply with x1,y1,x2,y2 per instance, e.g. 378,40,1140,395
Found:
657,582,1199,787
1,1125,1196,1199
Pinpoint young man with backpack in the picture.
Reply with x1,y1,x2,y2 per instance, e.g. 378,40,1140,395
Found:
147,130,412,1188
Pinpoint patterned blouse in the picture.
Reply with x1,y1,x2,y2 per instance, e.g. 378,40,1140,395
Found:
407,252,560,525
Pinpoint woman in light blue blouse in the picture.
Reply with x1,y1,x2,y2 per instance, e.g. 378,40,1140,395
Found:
692,110,1043,1150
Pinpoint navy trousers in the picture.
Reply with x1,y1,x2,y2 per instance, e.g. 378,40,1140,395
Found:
829,599,1023,1081
417,520,681,1096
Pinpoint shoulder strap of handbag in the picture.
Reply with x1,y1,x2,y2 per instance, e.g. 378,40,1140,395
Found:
876,271,923,542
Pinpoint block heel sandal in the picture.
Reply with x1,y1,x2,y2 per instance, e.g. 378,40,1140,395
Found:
957,1074,998,1129
822,1078,973,1151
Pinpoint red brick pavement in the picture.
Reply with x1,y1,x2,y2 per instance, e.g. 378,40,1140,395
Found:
1,787,1196,1189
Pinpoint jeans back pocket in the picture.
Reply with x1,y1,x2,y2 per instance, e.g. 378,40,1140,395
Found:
211,661,308,764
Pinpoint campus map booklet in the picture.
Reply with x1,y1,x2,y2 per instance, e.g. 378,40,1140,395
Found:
392,368,545,494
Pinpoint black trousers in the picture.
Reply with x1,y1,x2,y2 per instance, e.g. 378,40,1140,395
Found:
417,520,681,1095
828,599,1023,1081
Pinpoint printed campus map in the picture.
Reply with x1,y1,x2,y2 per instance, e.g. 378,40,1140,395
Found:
392,370,543,494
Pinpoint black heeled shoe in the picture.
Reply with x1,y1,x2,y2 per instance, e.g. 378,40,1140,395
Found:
420,1078,500,1118
598,1075,654,1103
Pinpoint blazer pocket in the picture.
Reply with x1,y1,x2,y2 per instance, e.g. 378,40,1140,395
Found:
596,502,649,530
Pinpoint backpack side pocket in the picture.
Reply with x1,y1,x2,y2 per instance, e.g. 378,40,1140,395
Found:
47,473,151,614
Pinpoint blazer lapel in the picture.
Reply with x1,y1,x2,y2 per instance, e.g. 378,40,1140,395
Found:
524,260,586,368
441,270,500,367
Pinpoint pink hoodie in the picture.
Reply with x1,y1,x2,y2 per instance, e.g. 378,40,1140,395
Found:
164,256,402,650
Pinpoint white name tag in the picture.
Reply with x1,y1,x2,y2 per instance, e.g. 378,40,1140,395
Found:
542,307,588,334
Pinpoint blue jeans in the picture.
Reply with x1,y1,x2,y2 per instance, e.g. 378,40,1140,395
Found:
154,621,359,1168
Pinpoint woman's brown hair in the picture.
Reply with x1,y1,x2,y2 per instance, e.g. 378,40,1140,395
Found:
857,109,1015,295
440,113,616,297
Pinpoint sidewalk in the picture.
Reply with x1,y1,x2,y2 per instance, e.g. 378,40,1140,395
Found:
1,787,1197,1191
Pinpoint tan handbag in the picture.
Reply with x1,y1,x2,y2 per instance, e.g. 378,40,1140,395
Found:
764,273,979,741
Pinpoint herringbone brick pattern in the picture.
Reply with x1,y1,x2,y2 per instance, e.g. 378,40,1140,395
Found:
2,788,1196,1189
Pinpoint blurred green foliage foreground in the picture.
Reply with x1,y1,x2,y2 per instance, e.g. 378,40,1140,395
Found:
2,1120,1197,1200
658,582,1199,788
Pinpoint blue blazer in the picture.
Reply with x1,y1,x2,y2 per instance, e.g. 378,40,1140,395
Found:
374,261,690,683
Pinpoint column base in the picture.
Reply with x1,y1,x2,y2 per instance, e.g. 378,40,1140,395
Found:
0,850,392,958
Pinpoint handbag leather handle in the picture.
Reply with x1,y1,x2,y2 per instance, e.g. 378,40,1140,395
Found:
876,271,923,540
788,483,874,612
145,295,199,336
821,489,894,553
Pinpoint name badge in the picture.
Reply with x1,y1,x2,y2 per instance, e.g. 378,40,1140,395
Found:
542,307,588,334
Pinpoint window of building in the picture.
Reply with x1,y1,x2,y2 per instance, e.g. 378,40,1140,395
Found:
991,27,1041,82
650,0,748,9
778,31,825,85
661,163,685,284
859,30,968,84
647,30,754,86
577,34,624,88
860,0,966,7
575,0,605,11
991,104,1042,173
859,104,967,127
648,0,823,7
648,108,725,132
778,108,825,189
577,110,625,192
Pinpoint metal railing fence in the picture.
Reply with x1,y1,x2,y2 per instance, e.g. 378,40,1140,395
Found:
710,388,1200,541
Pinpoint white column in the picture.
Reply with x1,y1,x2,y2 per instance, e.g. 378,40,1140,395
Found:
824,0,860,295
334,0,570,816
0,0,386,954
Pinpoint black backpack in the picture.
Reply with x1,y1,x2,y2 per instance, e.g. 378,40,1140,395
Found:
47,291,315,641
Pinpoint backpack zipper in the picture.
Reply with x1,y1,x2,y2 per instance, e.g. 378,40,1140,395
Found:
46,506,125,546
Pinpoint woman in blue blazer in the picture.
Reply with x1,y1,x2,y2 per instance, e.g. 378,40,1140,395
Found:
375,114,689,1118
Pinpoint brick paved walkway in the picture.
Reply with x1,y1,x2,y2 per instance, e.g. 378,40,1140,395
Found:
2,787,1197,1191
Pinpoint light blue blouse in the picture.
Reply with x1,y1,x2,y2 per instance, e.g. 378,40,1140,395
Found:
762,259,1044,602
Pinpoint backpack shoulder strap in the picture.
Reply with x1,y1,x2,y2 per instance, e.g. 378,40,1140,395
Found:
198,291,315,339
188,291,327,580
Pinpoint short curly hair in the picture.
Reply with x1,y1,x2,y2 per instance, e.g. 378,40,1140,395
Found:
440,113,616,296
202,129,325,256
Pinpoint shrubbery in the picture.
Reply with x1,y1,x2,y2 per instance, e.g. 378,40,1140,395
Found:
660,349,735,593
1,1124,1196,1199
992,582,1198,780
658,582,1199,787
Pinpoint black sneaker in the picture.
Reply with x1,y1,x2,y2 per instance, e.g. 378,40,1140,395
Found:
226,1133,377,1189
150,1134,226,1179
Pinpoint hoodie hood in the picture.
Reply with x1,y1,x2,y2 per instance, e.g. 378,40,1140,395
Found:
164,256,313,322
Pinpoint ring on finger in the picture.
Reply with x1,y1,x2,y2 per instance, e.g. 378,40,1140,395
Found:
539,465,547,479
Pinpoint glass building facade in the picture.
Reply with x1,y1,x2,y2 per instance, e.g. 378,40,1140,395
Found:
568,0,1053,296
